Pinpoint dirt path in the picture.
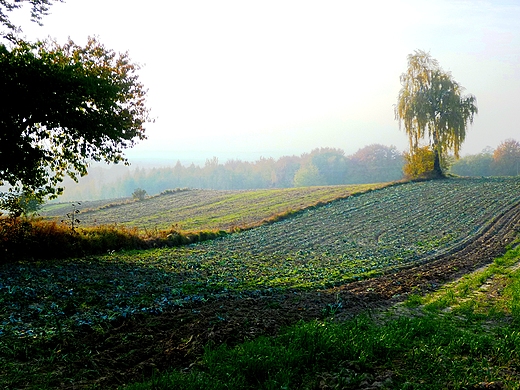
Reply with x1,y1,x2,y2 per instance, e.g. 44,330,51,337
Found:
59,201,520,389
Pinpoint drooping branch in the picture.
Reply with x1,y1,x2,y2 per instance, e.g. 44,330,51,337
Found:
1,0,61,34
395,50,477,177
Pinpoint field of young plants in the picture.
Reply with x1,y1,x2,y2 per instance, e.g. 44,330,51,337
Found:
40,184,388,231
3,177,520,338
2,177,520,389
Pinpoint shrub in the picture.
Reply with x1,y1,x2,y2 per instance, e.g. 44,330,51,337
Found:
132,188,147,201
0,191,43,217
403,146,451,179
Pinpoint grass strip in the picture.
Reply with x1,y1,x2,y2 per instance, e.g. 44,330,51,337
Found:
0,217,228,262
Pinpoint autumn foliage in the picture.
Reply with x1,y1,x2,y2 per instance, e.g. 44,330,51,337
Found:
493,139,520,176
0,217,226,263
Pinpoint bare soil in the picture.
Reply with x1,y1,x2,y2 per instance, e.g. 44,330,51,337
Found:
53,201,520,389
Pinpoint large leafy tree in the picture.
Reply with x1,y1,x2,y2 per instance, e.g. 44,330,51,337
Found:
395,50,478,177
309,147,347,185
349,144,404,183
493,139,520,176
293,163,326,187
1,37,150,198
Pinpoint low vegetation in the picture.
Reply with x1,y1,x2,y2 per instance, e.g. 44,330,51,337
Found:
40,184,390,231
0,217,228,262
125,244,520,390
1,177,520,389
3,184,390,261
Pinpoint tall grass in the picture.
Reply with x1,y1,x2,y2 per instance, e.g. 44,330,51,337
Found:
0,217,227,262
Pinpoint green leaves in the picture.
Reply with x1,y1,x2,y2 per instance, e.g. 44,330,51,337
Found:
3,177,519,340
0,37,150,198
1,0,59,33
396,50,478,176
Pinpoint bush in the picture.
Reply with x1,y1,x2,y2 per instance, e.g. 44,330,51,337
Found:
0,192,43,217
403,147,450,179
132,188,147,201
403,146,435,178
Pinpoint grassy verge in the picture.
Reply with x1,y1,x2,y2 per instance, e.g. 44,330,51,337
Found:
407,241,520,317
123,244,520,390
0,217,227,262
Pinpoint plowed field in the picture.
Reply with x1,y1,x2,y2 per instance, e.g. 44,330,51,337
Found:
2,177,520,389
40,184,388,231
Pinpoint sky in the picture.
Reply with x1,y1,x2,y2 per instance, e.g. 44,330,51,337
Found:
9,0,520,165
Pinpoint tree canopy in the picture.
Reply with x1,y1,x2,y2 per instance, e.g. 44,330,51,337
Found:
395,50,478,177
493,139,520,176
0,37,150,198
449,140,520,177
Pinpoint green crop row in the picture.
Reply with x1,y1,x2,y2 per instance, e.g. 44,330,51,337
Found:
2,177,519,341
41,183,389,231
123,244,520,390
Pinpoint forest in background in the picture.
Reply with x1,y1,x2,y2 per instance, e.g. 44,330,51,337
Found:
52,139,520,202
54,145,404,201
450,139,520,178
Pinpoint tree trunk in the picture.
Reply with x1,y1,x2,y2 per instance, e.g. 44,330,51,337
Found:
433,147,443,177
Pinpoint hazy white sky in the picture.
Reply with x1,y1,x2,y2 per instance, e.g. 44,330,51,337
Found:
10,0,520,164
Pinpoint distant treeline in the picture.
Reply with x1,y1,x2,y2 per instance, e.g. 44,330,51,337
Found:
55,139,520,202
57,145,405,201
450,139,520,177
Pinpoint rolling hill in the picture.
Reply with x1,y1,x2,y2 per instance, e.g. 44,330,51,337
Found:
40,183,390,231
3,176,520,389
